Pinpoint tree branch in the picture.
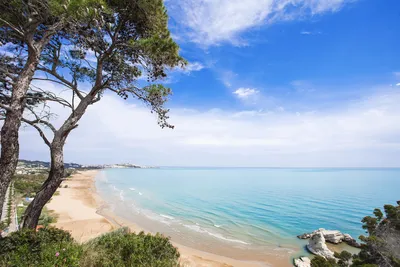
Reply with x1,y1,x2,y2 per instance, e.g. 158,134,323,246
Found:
21,118,51,148
0,103,12,112
25,105,57,133
37,66,86,100
0,18,24,37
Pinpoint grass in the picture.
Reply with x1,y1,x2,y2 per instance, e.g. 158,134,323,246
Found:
5,183,13,227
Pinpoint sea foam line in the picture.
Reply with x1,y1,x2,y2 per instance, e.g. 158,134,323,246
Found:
160,214,175,220
183,224,249,245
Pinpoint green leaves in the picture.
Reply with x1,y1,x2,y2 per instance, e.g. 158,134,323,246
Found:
361,216,378,235
50,0,108,19
0,227,180,267
353,201,400,266
373,208,383,222
0,227,82,267
80,228,180,267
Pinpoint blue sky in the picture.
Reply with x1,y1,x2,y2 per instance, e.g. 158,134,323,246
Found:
165,0,399,111
15,0,400,167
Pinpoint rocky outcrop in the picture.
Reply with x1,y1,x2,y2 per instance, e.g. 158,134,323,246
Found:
307,232,335,259
294,257,311,267
298,228,361,248
320,229,343,244
343,233,361,248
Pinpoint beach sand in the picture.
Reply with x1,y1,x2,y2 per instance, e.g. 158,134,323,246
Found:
46,170,292,267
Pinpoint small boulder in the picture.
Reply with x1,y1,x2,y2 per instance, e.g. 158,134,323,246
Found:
343,234,361,248
294,257,311,267
307,232,335,259
297,233,312,239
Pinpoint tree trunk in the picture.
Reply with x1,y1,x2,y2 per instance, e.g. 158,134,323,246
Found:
21,141,65,229
0,48,41,219
21,60,100,229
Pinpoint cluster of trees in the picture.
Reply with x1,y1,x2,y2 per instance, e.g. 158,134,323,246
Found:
311,201,400,267
0,0,185,229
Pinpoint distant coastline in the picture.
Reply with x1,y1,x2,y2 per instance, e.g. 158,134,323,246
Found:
16,159,157,175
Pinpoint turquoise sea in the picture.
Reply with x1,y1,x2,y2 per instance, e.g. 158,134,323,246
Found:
95,168,400,261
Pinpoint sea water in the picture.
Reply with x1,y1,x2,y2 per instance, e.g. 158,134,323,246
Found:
95,168,400,258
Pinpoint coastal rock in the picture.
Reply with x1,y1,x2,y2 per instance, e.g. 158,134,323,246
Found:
318,229,344,244
307,232,335,259
343,234,361,248
297,233,312,239
298,228,360,248
294,257,311,267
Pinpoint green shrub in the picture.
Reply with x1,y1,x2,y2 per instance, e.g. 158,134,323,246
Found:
0,227,82,267
0,221,7,231
13,174,47,197
311,255,337,267
80,227,180,267
0,227,180,267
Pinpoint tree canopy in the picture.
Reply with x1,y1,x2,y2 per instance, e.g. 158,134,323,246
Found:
20,0,186,229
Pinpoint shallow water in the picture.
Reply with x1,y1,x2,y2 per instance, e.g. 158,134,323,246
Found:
96,168,399,260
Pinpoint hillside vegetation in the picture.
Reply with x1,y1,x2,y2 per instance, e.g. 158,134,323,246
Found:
0,227,180,267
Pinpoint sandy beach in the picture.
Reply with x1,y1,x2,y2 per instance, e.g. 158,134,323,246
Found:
46,170,293,267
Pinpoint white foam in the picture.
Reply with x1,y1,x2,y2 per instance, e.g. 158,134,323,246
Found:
207,232,250,245
214,224,222,228
143,212,172,226
129,187,136,191
183,224,249,245
138,192,143,196
273,247,296,254
160,214,174,220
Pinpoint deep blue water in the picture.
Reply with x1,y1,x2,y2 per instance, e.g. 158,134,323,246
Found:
96,168,400,249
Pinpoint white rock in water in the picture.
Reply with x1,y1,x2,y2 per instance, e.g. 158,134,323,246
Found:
317,229,344,244
307,232,335,259
294,257,311,267
298,228,361,248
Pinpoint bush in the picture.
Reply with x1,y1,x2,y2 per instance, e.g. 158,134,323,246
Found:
38,211,57,227
0,227,180,267
80,227,180,267
0,227,82,267
311,255,337,267
0,221,7,231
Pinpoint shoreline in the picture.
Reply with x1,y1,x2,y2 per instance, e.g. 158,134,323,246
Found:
47,170,295,266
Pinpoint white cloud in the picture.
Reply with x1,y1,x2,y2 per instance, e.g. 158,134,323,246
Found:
219,70,237,88
396,83,400,87
168,0,357,45
233,88,259,99
300,30,322,35
15,81,400,167
181,62,205,73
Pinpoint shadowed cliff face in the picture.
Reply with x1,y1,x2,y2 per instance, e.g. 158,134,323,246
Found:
374,222,400,265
